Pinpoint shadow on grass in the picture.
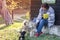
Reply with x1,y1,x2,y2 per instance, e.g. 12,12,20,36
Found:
14,20,23,23
0,25,10,30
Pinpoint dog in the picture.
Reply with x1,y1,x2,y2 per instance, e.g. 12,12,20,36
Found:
22,20,37,37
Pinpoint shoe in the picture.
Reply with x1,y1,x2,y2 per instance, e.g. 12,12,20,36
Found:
39,32,43,35
35,32,43,37
35,33,40,37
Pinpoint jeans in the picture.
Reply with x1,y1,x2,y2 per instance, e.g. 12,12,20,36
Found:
33,18,48,33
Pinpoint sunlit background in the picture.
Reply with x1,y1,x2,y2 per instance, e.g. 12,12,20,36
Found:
0,0,31,40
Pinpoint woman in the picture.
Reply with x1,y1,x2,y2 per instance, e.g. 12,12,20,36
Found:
34,3,55,37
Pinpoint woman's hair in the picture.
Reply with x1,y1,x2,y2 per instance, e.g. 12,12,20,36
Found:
41,3,49,9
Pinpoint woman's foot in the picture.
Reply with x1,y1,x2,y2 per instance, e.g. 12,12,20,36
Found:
35,33,40,37
39,32,43,35
35,32,43,37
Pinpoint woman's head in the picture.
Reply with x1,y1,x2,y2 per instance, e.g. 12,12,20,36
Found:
41,3,49,11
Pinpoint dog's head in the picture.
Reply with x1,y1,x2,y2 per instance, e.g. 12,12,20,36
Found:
28,21,36,28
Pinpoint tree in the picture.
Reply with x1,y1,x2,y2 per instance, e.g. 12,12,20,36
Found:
6,0,31,20
6,0,18,19
0,0,13,25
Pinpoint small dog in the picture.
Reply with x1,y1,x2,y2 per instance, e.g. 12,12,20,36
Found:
22,20,37,37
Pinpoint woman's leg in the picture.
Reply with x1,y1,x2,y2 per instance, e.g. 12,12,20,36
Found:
35,19,48,37
37,19,45,33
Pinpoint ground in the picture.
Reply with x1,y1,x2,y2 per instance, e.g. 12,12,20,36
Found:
0,22,22,40
0,13,60,40
1,22,60,40
25,34,60,40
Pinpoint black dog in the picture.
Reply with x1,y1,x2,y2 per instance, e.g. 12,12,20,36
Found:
19,31,26,40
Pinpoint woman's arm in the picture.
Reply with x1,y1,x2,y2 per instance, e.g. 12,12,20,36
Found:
36,8,43,23
48,7,55,27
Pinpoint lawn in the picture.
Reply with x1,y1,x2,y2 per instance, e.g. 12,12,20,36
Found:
0,22,59,40
0,22,23,40
25,34,60,40
0,12,30,40
0,16,23,40
0,13,60,40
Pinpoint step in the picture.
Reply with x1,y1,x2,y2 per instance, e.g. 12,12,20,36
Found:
42,25,60,36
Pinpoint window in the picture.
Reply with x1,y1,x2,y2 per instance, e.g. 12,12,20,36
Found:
42,0,56,4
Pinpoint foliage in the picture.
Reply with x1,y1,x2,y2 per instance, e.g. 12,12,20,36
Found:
6,0,30,12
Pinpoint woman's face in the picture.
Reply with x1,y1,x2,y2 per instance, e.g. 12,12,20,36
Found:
42,7,47,11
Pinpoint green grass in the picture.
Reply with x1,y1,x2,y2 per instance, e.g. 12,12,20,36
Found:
25,34,60,40
0,22,23,30
0,22,23,40
0,30,19,40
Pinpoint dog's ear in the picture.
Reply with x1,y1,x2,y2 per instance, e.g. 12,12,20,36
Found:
24,23,26,25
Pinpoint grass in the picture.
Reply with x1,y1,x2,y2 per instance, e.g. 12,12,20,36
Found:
0,30,19,40
0,22,23,40
0,22,23,30
0,14,60,40
0,17,4,24
0,12,29,40
25,34,60,40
